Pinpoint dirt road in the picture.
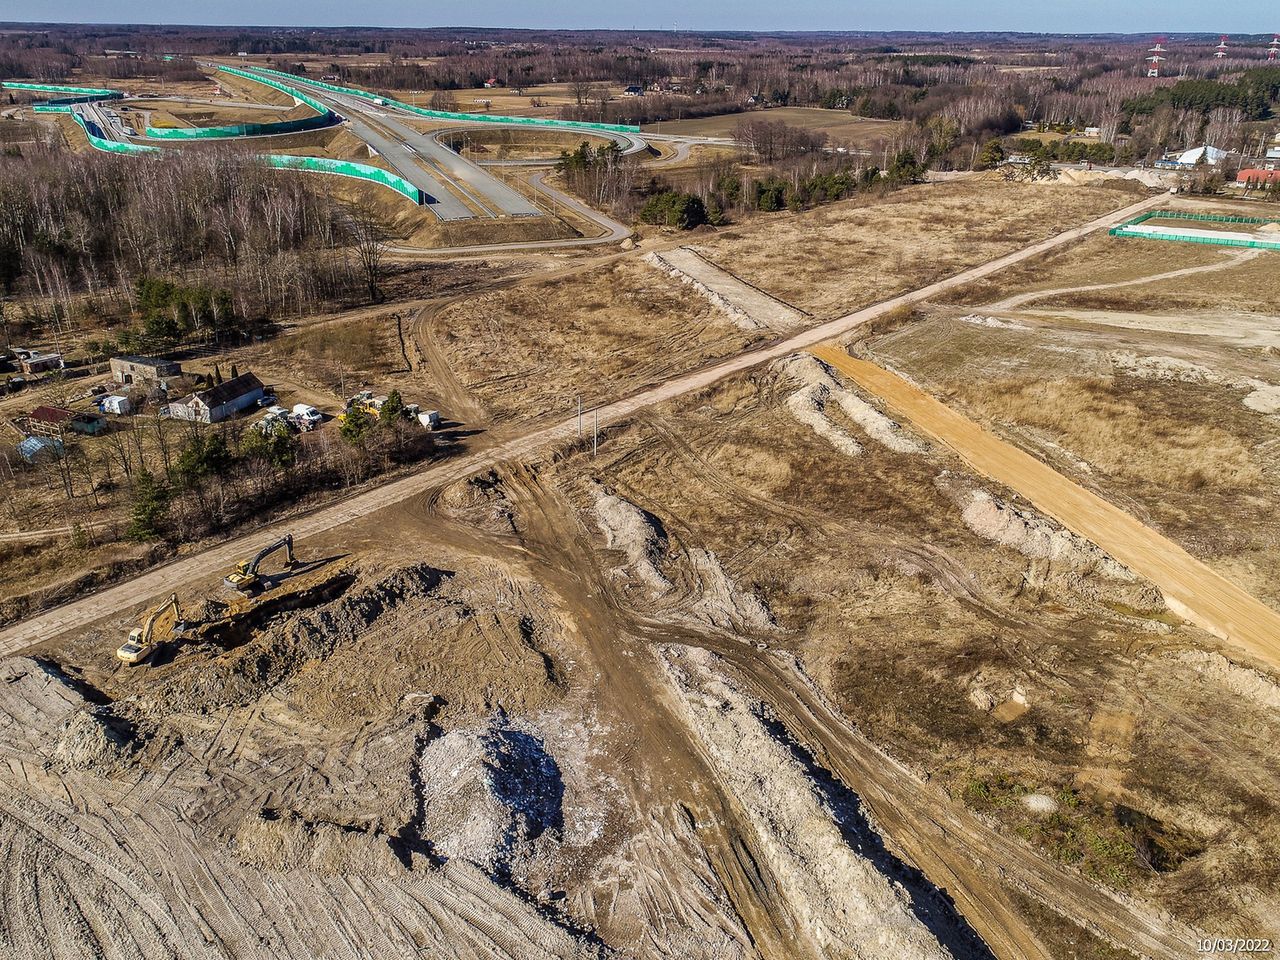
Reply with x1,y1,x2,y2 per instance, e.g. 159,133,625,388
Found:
0,193,1161,655
811,345,1280,669
988,247,1261,311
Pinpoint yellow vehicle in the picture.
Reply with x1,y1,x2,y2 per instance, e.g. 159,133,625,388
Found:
223,534,297,594
116,593,185,665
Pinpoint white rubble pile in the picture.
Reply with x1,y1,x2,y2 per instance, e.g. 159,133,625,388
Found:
687,548,774,632
418,718,564,880
960,490,1134,581
778,354,926,455
591,481,671,596
1110,350,1280,416
957,314,1029,330
659,645,954,960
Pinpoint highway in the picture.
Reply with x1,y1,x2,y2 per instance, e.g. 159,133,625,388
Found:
250,72,544,220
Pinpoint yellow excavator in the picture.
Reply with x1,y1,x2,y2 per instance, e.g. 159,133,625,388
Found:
223,534,297,594
116,593,186,665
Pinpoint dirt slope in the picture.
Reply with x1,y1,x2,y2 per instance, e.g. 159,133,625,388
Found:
811,345,1280,669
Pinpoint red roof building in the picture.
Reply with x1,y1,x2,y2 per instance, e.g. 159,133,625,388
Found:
1237,169,1280,186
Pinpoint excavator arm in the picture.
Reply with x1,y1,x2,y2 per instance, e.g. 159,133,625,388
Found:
223,534,296,593
116,593,181,664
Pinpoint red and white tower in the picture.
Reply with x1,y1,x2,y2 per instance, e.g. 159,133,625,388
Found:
1269,35,1279,63
1214,35,1229,59
1146,37,1168,77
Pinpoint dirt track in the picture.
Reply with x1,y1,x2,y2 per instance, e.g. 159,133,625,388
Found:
0,193,1162,655
811,345,1280,669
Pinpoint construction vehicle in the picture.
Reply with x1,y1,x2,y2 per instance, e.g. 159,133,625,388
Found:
223,534,297,594
116,593,186,665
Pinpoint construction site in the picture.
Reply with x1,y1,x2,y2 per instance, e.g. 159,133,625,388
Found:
2,24,1280,960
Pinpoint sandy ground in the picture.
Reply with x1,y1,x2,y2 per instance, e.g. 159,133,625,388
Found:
17,182,1279,959
812,345,1280,668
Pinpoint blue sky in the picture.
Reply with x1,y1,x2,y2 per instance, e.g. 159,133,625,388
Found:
11,1,1277,34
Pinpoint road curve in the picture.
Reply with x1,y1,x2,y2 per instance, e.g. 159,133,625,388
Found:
386,170,631,256
0,193,1160,653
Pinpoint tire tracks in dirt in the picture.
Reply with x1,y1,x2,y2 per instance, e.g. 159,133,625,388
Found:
0,195,1162,657
811,345,1280,671
986,247,1261,312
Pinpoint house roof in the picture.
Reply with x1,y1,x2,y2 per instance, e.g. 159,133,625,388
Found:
28,405,74,424
1237,169,1280,184
186,372,264,408
1175,145,1227,165
113,354,178,368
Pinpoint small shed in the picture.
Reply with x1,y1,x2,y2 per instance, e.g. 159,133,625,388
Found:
19,352,62,375
17,436,64,463
101,394,133,415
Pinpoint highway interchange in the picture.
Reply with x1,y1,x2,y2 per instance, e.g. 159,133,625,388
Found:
72,64,684,232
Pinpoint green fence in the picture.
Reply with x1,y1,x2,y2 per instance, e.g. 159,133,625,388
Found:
241,65,642,134
62,106,422,203
263,155,424,204
1109,210,1280,250
2,81,121,98
70,111,161,156
214,65,330,116
145,110,336,140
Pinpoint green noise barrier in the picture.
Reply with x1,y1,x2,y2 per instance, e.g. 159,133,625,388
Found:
214,66,330,116
2,81,121,98
262,155,424,204
59,104,423,203
240,65,642,134
1109,210,1280,251
144,110,337,140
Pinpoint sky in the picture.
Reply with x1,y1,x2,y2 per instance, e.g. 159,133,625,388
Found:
9,0,1278,34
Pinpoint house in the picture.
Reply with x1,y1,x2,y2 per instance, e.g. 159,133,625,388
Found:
1171,145,1228,167
622,85,644,97
483,77,501,88
25,406,106,437
1237,169,1280,187
167,372,265,424
25,406,73,437
111,354,181,387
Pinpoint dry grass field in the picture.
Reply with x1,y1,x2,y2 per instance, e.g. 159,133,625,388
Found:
431,258,763,423
693,180,1143,317
646,107,905,145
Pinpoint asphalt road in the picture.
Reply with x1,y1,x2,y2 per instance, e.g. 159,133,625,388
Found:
259,72,544,219
303,89,474,221
0,194,1161,654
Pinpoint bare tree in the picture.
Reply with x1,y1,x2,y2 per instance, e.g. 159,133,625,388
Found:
346,210,391,304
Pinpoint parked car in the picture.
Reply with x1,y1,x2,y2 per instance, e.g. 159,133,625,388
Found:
256,394,279,408
289,403,323,431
